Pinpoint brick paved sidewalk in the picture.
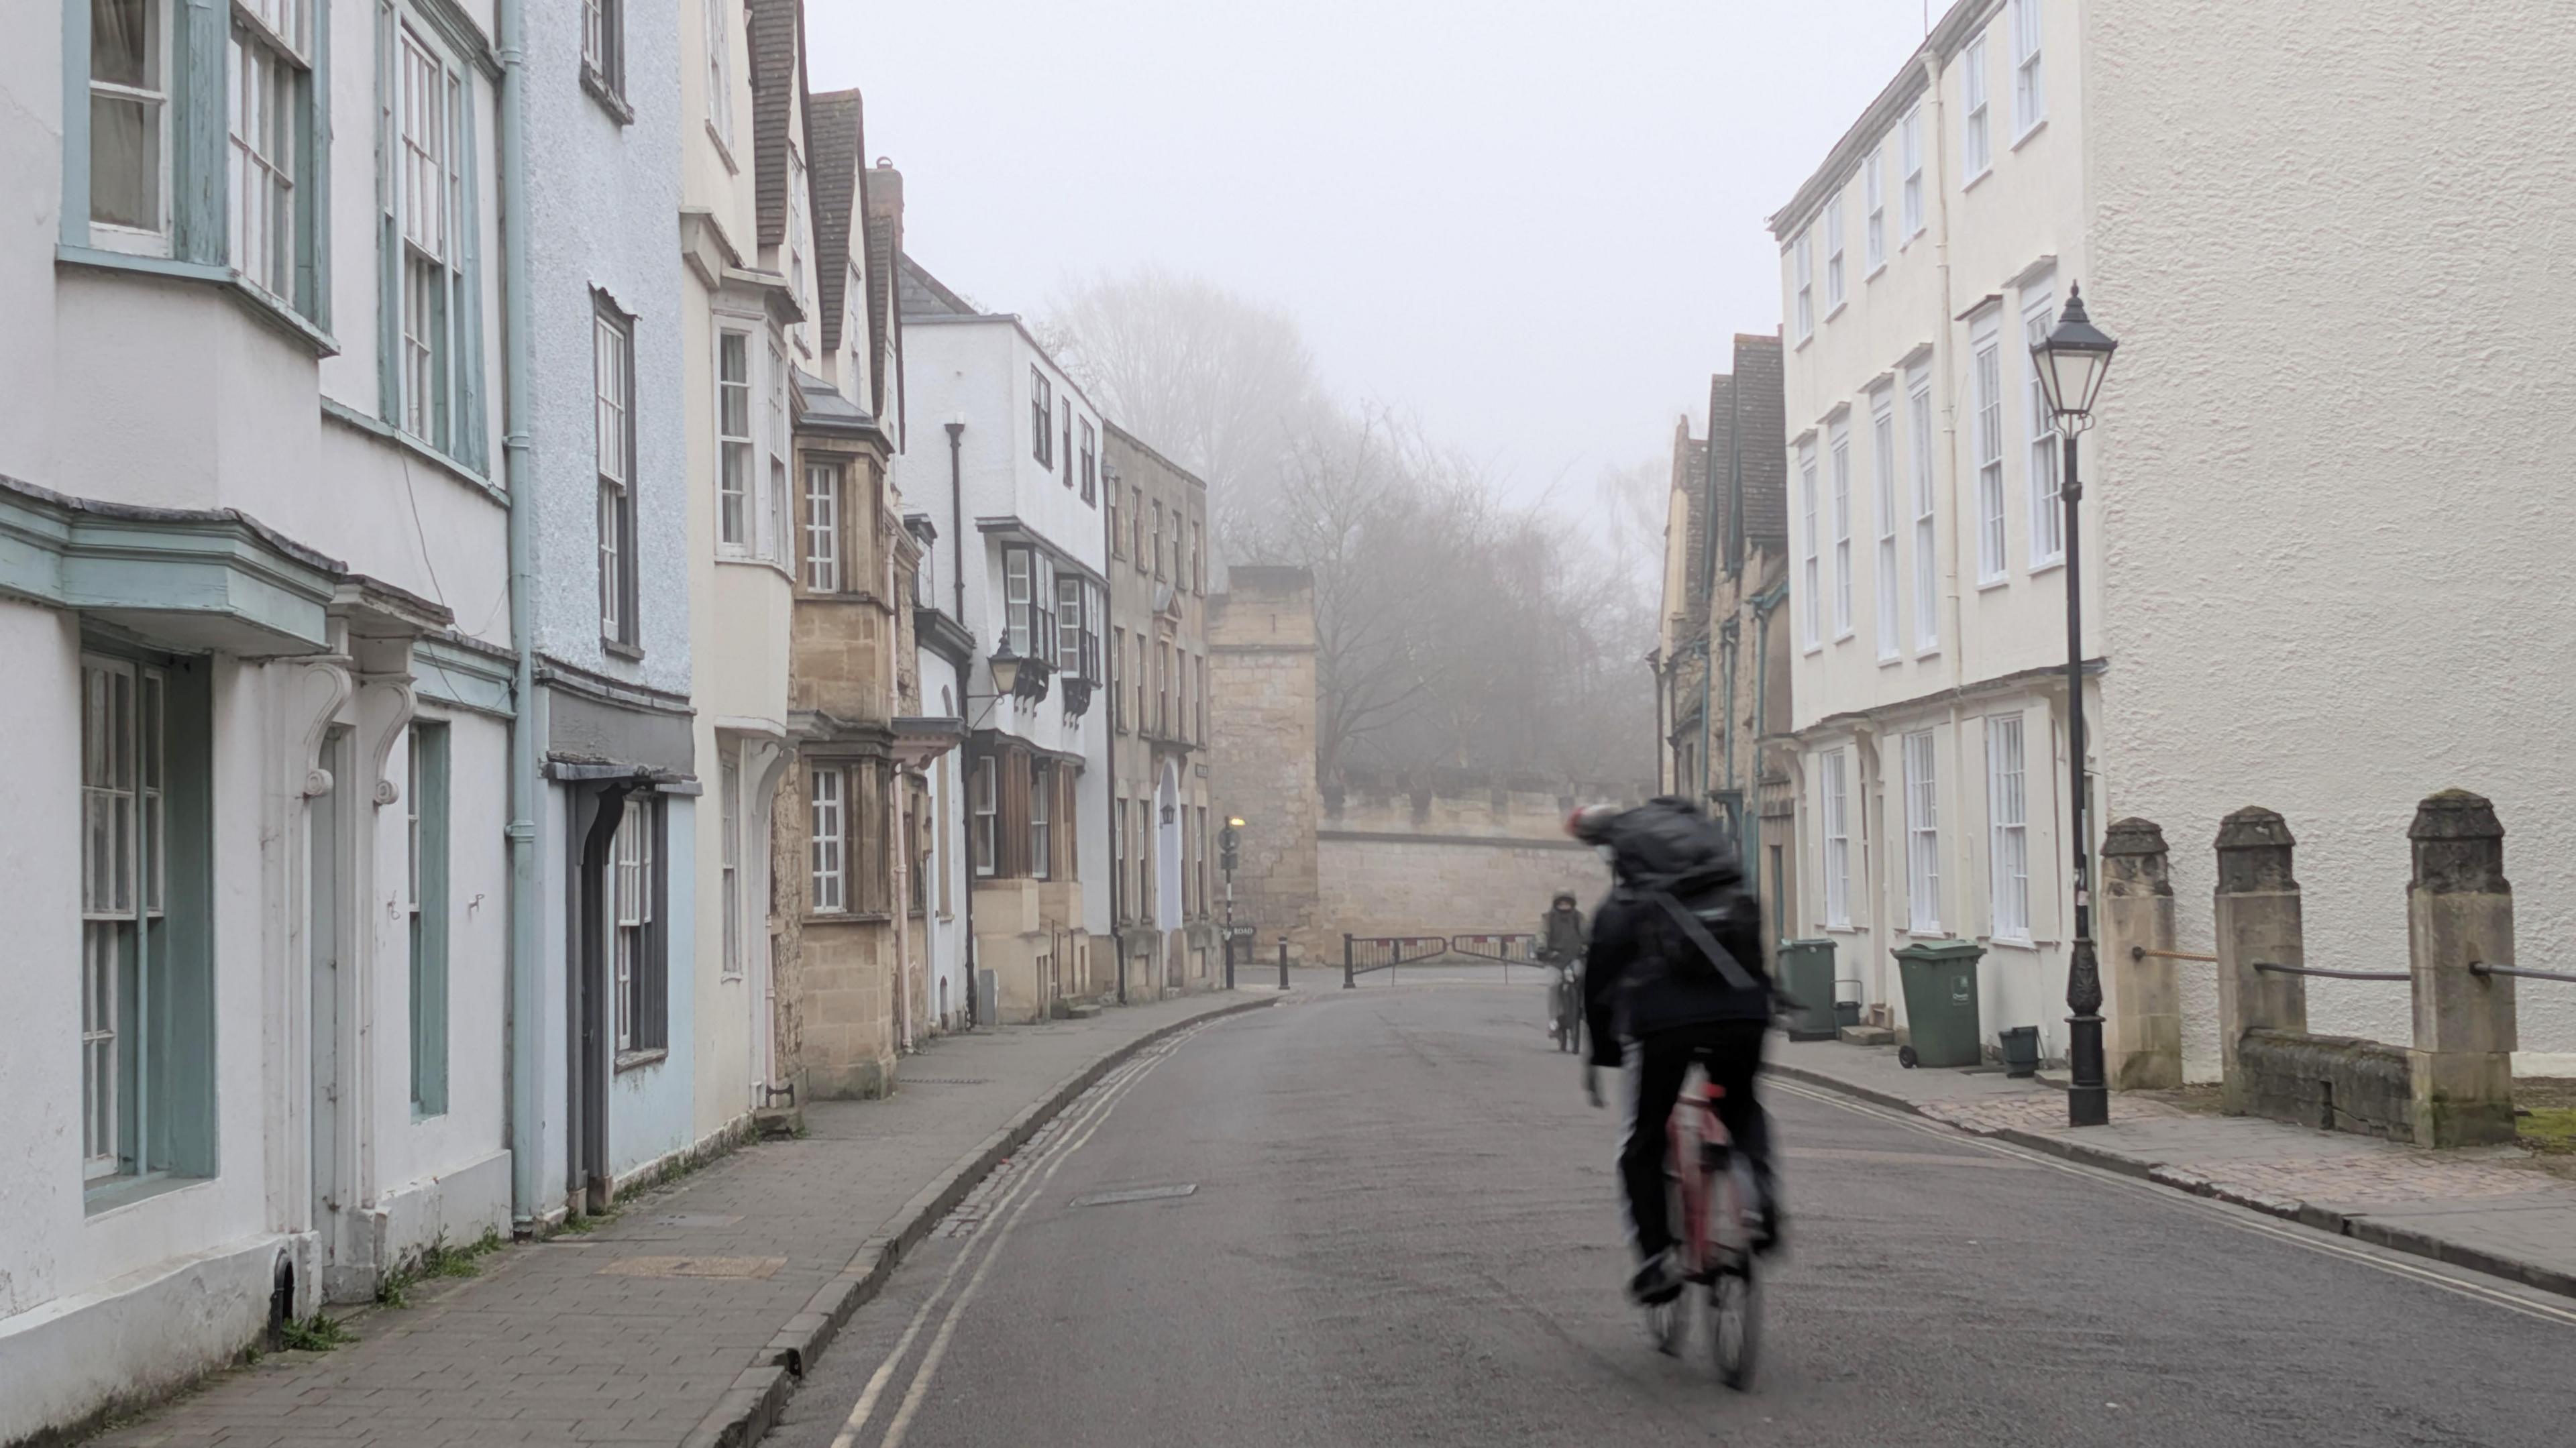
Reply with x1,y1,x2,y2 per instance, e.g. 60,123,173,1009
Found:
96,991,1273,1448
1771,1036,2576,1298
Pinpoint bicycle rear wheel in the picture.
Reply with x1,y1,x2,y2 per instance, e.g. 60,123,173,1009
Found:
1709,1264,1759,1389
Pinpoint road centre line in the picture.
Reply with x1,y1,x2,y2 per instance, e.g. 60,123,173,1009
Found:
1768,1076,2576,1328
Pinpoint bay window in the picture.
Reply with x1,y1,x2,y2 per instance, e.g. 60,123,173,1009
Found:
718,330,753,547
804,463,843,592
810,766,846,913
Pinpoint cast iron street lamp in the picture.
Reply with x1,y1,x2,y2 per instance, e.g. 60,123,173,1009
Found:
2031,283,2119,1129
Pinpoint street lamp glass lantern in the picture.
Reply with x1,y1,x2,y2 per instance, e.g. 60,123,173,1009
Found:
987,647,1023,698
2033,282,2118,433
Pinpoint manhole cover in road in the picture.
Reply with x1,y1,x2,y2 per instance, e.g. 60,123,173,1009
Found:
597,1255,786,1280
648,1213,746,1228
1071,1184,1199,1209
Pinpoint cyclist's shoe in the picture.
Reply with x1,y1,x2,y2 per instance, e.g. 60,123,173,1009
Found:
1752,1201,1785,1258
1627,1250,1686,1306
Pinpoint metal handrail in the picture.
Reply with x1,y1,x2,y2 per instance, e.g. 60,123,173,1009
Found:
2471,962,2576,984
2131,946,2220,963
2251,962,2408,982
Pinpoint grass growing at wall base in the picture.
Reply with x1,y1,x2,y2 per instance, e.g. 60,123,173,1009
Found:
376,1228,508,1308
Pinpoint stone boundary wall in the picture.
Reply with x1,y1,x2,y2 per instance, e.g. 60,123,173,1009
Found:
1316,776,1643,942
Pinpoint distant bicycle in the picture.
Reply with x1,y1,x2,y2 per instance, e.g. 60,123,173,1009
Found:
1646,1064,1761,1388
1540,951,1583,1053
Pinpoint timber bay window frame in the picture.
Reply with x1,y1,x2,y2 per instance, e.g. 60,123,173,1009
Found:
70,0,335,329
810,766,847,914
803,461,844,593
580,0,625,111
970,756,997,877
1030,368,1054,467
595,296,638,647
1030,762,1052,882
717,328,755,550
407,722,450,1117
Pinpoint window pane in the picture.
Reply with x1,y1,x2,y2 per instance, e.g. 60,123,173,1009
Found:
89,94,163,231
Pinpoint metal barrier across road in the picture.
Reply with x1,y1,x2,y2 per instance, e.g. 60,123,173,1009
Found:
1341,934,1452,988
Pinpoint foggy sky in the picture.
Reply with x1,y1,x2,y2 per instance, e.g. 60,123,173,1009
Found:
806,0,1938,507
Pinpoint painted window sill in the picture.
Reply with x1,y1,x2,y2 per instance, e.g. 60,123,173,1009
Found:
1877,653,1904,669
716,553,796,582
60,243,338,357
1976,576,2010,593
2011,117,2048,153
2028,556,2066,577
1864,262,1887,284
1963,166,1994,194
582,65,635,126
84,1170,214,1219
707,121,741,173
614,1048,668,1074
1983,936,2041,953
320,398,506,507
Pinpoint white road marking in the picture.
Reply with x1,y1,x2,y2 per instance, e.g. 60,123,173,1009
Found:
1769,1076,2576,1327
826,1025,1206,1448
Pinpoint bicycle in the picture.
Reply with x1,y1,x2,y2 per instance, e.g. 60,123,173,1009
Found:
1645,1066,1761,1389
1548,960,1583,1054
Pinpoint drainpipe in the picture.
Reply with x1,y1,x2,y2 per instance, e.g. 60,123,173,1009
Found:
946,420,976,1025
496,0,542,1230
1102,464,1124,1004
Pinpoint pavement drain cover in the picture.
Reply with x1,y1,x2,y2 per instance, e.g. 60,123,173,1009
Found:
598,1255,786,1280
649,1213,746,1228
1071,1184,1198,1209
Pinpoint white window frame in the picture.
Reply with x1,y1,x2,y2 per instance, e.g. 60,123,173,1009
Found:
2024,294,2063,566
803,462,842,592
1822,749,1851,929
1829,419,1854,638
1904,729,1941,934
1863,148,1885,274
1825,202,1845,314
1872,392,1899,661
1986,714,2030,942
81,656,166,1181
1899,105,1924,241
1055,574,1083,678
1029,763,1051,883
1973,320,2007,584
2010,0,2045,140
392,21,465,451
719,752,741,977
594,303,634,644
612,802,653,1052
767,340,790,564
716,328,753,549
1908,364,1940,652
810,766,847,914
88,0,175,254
1962,33,1992,180
703,0,734,152
1799,439,1821,650
1792,231,1813,341
1002,547,1033,659
969,757,996,878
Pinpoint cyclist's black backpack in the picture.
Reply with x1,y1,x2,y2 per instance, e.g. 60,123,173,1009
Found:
1597,797,1766,996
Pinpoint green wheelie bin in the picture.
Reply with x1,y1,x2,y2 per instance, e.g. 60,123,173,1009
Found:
1892,940,1984,1068
1774,938,1839,1041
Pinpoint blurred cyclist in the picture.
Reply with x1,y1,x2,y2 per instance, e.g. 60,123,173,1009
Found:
1570,797,1782,1306
1538,891,1587,1042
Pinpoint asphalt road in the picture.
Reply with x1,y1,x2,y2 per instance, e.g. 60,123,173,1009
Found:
769,971,2576,1448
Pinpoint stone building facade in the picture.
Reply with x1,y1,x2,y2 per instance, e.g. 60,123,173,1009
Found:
1206,567,1324,960
1102,425,1219,998
1318,772,1619,941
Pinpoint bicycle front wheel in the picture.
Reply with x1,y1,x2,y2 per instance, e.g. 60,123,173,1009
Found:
1709,1264,1760,1389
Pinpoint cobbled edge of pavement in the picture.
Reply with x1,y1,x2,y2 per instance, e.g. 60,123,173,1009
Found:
1766,1060,2576,1304
678,993,1283,1448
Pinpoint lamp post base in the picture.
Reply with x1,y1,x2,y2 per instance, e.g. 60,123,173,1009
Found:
2066,1011,2109,1127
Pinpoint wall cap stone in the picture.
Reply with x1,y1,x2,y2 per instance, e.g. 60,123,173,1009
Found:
2214,806,2298,894
2410,788,2508,895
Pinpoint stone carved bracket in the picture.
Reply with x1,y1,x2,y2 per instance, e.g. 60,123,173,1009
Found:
295,653,357,799
360,675,420,809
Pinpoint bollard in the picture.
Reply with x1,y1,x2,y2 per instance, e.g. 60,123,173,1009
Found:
2100,818,2183,1090
1224,936,1235,991
1344,933,1356,989
1278,936,1291,991
2214,807,2306,1117
2407,790,2518,1146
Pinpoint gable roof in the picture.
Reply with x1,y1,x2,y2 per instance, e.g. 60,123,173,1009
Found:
809,89,862,355
751,0,806,250
898,254,983,319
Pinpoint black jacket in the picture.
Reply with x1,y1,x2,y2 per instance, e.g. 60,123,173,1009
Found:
1582,883,1772,1067
1539,905,1587,962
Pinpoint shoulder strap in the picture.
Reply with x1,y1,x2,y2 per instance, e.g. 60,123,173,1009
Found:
1648,889,1764,994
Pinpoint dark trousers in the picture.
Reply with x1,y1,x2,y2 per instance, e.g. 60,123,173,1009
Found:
1620,1019,1773,1260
